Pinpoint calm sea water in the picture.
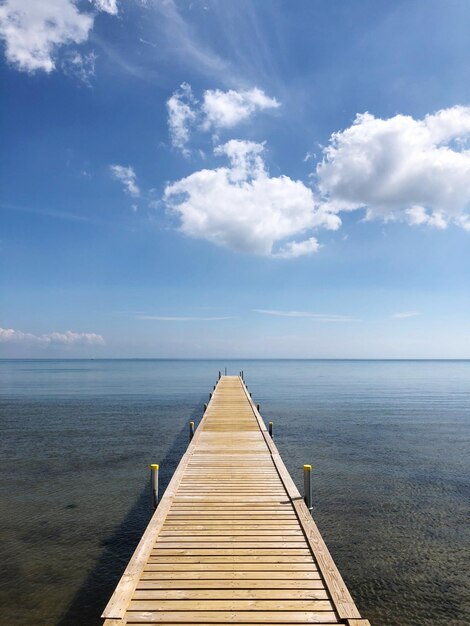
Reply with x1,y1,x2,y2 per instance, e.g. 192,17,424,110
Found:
0,359,469,626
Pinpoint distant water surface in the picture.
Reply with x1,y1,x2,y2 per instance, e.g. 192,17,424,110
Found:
0,359,469,625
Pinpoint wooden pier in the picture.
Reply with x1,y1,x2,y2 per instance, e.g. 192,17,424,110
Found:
102,376,370,626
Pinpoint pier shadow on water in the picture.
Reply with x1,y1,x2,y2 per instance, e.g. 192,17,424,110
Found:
57,408,203,626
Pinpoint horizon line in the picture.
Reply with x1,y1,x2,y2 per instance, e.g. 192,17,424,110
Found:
1,357,470,362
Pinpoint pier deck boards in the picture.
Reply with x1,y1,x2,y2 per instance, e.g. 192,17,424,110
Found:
102,376,369,626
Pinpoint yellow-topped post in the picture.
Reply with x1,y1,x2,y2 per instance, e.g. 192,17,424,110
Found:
150,464,159,509
304,464,312,513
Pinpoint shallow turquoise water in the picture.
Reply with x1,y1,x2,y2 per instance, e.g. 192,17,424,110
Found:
0,359,469,625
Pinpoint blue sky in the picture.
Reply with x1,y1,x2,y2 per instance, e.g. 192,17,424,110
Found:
1,0,470,358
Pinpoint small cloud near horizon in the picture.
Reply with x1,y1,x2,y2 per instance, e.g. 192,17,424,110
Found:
0,327,104,345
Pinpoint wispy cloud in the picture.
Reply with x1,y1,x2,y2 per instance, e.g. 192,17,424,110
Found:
253,309,355,322
109,164,140,197
167,82,197,156
0,202,100,224
153,0,228,79
392,311,420,319
135,315,234,322
60,50,97,86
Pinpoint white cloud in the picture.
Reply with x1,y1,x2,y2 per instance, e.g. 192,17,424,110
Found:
167,82,197,156
317,106,470,230
135,315,234,321
253,309,354,322
154,0,227,81
46,330,105,344
392,311,420,319
0,327,104,345
164,139,338,258
109,164,140,197
92,0,118,15
456,215,470,232
273,237,320,259
0,0,93,72
404,206,447,229
0,0,117,74
166,85,279,154
61,49,96,84
202,87,280,130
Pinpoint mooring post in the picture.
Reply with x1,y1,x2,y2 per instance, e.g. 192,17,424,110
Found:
256,403,260,411
269,421,273,437
203,403,207,412
250,392,252,398
304,464,312,512
150,464,159,509
189,421,195,441
218,371,221,380
209,392,212,399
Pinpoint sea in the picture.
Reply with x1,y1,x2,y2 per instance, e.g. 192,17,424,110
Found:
0,359,469,626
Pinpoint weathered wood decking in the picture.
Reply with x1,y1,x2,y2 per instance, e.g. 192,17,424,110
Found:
102,376,370,626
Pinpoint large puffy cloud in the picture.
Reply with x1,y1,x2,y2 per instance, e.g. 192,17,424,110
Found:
164,139,338,257
0,327,105,345
0,0,117,73
317,106,470,229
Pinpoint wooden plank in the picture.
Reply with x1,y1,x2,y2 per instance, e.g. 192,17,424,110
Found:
144,564,318,571
293,501,360,620
125,622,341,626
151,547,313,554
128,600,334,611
136,581,327,590
132,590,330,600
160,525,303,541
144,554,312,565
125,621,344,626
140,571,322,580
152,542,307,549
161,522,302,527
124,611,340,623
